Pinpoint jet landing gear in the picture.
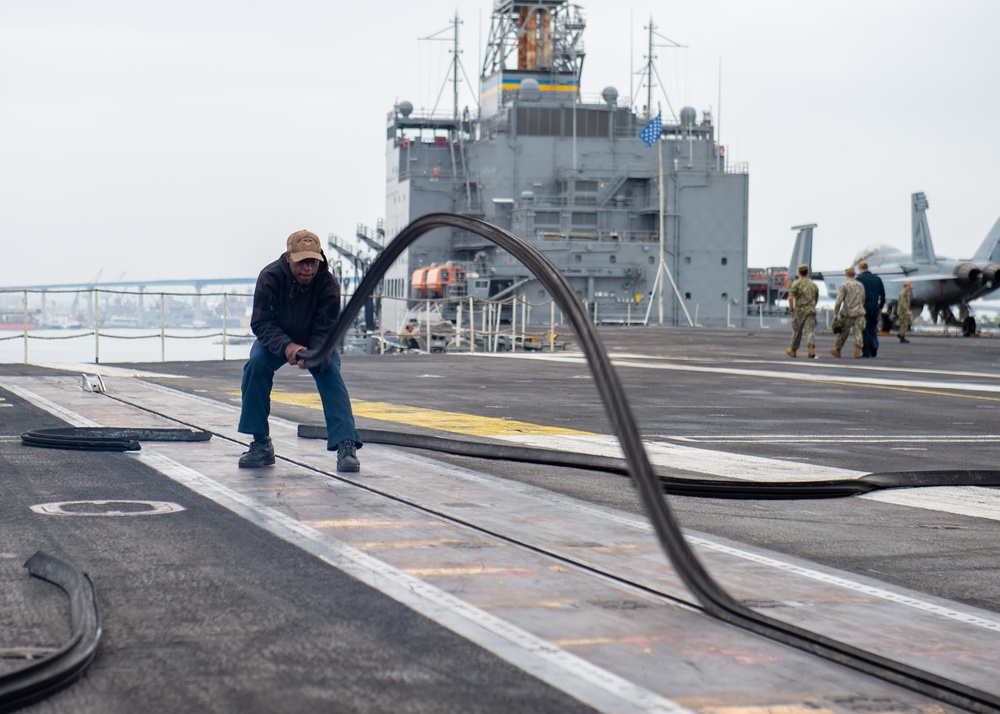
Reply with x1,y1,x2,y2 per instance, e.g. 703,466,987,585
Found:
931,303,979,337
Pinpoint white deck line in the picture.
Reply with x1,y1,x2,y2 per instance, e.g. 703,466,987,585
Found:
471,351,1000,395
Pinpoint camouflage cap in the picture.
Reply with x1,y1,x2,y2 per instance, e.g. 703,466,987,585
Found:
797,264,809,273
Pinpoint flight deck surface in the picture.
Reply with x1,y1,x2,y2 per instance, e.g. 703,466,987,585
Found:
2,326,998,713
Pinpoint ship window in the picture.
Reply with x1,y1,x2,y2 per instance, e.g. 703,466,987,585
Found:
538,290,546,299
685,292,692,300
571,212,597,226
574,254,582,263
721,257,728,265
575,180,598,192
684,256,691,264
534,211,559,225
648,256,655,264
722,293,728,300
609,255,616,264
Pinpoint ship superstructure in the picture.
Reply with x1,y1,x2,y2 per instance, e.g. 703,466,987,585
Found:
382,0,749,328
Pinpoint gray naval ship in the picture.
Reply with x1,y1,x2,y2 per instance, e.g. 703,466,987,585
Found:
378,0,749,329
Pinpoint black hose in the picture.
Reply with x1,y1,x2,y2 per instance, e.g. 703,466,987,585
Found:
0,552,101,713
299,213,1000,712
20,427,212,452
298,424,1000,499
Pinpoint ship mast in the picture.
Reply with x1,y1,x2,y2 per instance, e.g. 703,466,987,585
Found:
636,17,684,121
422,12,476,120
451,12,460,120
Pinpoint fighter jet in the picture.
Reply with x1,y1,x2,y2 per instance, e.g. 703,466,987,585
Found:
803,192,1000,335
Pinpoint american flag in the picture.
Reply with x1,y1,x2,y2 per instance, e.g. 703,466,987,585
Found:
639,113,662,147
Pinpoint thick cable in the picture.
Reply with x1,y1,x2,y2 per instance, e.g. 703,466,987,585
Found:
0,552,101,713
20,427,212,452
300,213,1000,712
300,425,1000,499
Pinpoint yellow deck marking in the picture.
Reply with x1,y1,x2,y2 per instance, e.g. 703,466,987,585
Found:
270,391,593,437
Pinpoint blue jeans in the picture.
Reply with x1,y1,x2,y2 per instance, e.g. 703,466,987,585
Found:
238,340,362,450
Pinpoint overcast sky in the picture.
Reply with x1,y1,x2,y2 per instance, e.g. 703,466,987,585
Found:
2,0,999,288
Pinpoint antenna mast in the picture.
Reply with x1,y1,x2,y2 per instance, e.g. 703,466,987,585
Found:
422,14,475,120
452,12,460,119
637,17,684,121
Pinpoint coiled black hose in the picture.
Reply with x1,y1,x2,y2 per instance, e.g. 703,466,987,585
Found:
0,552,101,713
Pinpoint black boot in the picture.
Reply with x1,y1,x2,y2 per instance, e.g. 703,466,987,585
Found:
239,435,275,468
336,440,360,473
899,335,910,343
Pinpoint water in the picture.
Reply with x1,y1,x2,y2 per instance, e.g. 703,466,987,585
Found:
0,328,255,365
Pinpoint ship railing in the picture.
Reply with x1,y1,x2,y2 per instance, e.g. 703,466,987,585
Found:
356,292,869,355
586,299,828,329
745,302,840,329
532,229,659,243
356,294,571,355
574,93,633,110
0,287,256,364
398,166,458,182
581,300,646,326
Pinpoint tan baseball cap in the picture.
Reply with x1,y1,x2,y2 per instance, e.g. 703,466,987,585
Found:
286,230,324,262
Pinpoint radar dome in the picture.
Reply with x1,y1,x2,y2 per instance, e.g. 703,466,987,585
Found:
680,106,697,126
519,79,541,102
601,86,619,106
398,101,413,117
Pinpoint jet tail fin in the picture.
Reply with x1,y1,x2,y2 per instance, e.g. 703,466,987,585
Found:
788,223,815,279
911,192,937,264
971,213,1000,264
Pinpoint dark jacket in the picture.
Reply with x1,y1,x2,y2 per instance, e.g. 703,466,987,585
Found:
249,253,341,360
856,270,885,312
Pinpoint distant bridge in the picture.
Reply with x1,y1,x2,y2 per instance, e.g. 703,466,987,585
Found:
0,278,259,293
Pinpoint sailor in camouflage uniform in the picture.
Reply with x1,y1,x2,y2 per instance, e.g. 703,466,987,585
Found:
831,267,866,359
786,264,819,359
897,281,913,343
